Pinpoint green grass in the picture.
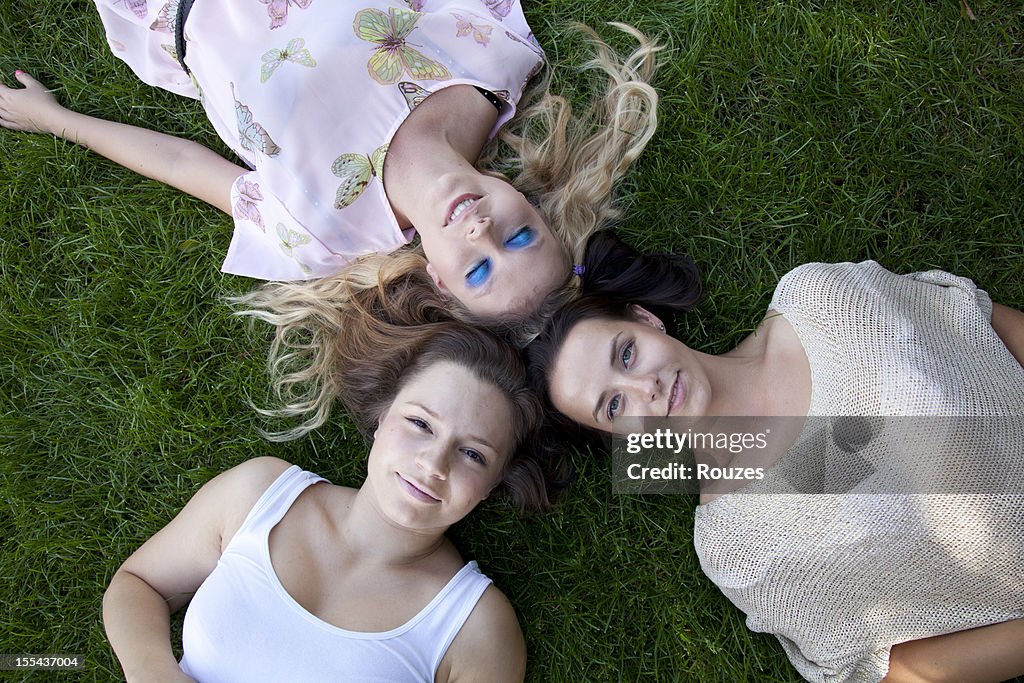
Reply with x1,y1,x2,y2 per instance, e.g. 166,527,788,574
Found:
2,0,1022,681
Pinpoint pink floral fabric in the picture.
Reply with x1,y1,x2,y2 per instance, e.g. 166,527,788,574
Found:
95,0,544,280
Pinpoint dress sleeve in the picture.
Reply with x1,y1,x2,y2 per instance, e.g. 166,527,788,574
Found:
222,172,337,281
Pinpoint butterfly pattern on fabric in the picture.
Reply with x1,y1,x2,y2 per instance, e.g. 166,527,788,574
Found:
404,0,425,9
398,81,431,110
261,38,317,82
157,43,203,96
453,13,492,47
331,144,388,209
119,0,148,20
504,29,545,59
481,0,512,20
232,84,281,157
276,223,313,274
260,0,312,30
353,7,452,85
148,0,179,32
234,180,266,230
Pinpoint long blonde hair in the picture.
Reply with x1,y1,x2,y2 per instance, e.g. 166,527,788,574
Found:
487,22,662,262
236,23,663,437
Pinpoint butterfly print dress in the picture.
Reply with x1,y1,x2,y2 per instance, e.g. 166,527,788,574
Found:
95,0,545,280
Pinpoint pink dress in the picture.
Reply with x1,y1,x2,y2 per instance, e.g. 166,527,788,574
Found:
94,0,545,280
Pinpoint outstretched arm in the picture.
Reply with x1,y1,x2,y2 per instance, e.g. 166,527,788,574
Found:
103,457,291,683
0,71,243,214
884,619,1024,683
991,303,1024,369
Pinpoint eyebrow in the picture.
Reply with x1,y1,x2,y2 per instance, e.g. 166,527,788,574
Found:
409,402,498,452
591,332,622,424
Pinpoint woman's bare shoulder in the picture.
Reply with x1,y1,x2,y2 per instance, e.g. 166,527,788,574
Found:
441,585,525,683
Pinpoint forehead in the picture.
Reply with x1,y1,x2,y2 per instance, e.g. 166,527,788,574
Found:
549,318,623,425
394,361,515,452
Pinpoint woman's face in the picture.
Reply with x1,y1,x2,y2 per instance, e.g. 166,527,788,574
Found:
548,308,712,434
417,174,567,318
367,360,515,531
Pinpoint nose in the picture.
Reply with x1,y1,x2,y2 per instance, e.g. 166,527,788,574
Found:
624,373,661,407
415,443,450,480
465,214,492,241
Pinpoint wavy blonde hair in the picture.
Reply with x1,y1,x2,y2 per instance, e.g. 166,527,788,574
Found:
236,23,663,437
486,22,662,262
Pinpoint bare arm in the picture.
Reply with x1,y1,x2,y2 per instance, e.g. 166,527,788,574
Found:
0,71,243,214
884,619,1024,683
442,586,526,683
103,457,291,683
991,303,1024,369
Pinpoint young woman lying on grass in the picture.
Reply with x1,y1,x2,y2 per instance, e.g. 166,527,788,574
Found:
0,0,658,322
103,322,556,682
524,232,1024,683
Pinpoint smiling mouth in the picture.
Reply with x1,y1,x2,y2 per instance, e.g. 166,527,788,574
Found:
445,195,480,226
397,474,441,503
666,372,682,416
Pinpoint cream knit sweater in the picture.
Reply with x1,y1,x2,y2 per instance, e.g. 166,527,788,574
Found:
694,262,1024,682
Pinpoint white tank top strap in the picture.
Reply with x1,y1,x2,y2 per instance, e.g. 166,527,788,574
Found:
224,464,326,554
420,561,493,672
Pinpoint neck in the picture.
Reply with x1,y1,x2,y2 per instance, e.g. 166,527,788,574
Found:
702,316,809,418
338,485,450,567
700,350,773,416
383,85,499,228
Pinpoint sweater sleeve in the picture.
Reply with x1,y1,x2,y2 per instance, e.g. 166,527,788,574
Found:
904,268,993,321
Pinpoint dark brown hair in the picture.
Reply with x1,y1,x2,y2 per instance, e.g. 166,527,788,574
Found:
524,232,703,437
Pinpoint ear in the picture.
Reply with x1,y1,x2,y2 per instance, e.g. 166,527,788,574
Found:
425,262,451,298
628,304,666,332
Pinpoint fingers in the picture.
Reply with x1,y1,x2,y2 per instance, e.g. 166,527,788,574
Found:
14,70,40,88
0,70,24,93
1,70,44,92
11,70,42,90
0,70,55,133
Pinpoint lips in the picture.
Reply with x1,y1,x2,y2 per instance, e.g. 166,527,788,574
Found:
666,372,684,416
397,473,441,503
445,194,480,227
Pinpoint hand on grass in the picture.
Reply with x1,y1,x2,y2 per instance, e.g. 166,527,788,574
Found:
0,71,66,135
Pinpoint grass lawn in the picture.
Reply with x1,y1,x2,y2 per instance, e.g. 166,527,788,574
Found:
2,0,1022,681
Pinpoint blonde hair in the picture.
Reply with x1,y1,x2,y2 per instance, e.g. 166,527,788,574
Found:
486,22,662,262
236,23,663,437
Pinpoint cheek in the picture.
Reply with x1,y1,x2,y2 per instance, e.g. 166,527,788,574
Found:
553,389,590,428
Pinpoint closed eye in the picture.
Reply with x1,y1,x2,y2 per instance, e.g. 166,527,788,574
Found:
504,226,534,249
465,258,491,287
407,417,433,434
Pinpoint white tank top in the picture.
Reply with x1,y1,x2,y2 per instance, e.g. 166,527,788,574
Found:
179,466,493,682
